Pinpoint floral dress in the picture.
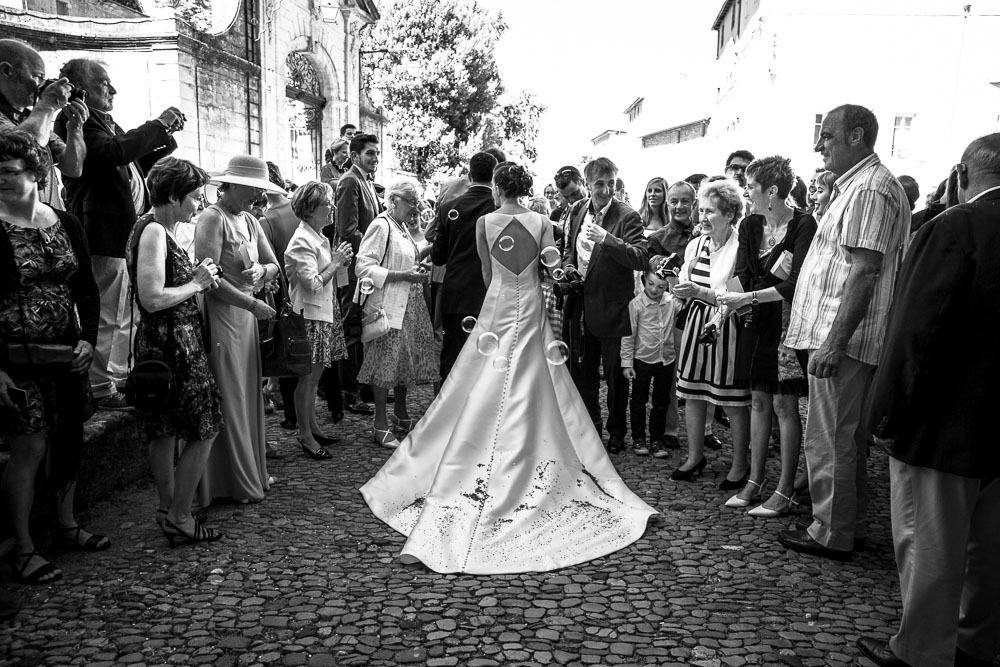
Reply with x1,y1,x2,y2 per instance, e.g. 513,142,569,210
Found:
130,219,224,442
0,218,91,435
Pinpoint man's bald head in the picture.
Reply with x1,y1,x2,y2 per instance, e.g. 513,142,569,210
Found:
957,133,1000,203
0,39,38,68
0,39,45,110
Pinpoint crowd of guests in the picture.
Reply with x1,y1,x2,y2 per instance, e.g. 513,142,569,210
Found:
0,39,996,667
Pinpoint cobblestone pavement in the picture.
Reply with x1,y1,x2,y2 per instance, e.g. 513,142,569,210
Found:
1,385,909,667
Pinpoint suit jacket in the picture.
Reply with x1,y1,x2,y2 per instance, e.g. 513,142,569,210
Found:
562,198,648,338
436,175,470,209
864,189,1000,479
335,164,382,281
54,110,176,258
431,184,496,315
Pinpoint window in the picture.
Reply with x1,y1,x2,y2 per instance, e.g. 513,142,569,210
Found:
892,114,914,158
813,114,824,145
626,99,643,123
56,0,70,15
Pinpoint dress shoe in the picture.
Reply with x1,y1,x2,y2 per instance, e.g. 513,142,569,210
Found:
662,434,681,450
670,456,707,481
703,433,723,450
724,479,762,508
778,529,852,561
265,441,282,459
279,418,297,430
330,410,344,423
346,398,374,415
956,647,996,667
792,517,867,550
719,470,749,491
856,637,911,666
714,406,730,429
607,435,626,454
747,490,798,517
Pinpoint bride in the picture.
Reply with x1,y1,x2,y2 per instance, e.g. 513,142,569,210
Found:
361,162,657,574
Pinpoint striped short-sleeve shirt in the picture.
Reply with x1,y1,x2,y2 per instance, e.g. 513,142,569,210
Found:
784,153,910,365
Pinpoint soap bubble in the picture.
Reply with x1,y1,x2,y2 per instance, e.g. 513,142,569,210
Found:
492,357,508,372
461,316,477,333
551,268,565,281
476,332,500,355
498,236,514,252
419,208,435,224
447,209,459,221
545,341,569,365
539,246,560,268
359,277,375,295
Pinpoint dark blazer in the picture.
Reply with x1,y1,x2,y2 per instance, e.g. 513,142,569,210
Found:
431,184,496,315
864,189,1000,479
563,198,648,338
335,164,382,280
54,110,175,258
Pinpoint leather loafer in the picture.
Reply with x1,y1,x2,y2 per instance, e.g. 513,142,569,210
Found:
793,517,867,550
704,433,723,450
346,398,374,415
607,435,626,454
856,637,910,666
778,529,853,561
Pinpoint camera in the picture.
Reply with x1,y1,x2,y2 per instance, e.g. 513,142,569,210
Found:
36,79,88,105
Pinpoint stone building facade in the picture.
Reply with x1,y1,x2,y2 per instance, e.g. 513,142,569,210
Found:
0,0,383,182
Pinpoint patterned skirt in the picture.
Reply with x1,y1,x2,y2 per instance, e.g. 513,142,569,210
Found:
306,318,347,367
676,300,751,407
359,284,440,389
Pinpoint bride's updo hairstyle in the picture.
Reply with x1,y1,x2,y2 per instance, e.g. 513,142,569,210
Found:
493,161,533,198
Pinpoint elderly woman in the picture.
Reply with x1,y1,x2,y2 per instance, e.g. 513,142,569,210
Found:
194,155,282,505
0,129,104,584
670,178,751,486
284,181,352,459
638,176,669,234
718,157,817,516
320,138,350,187
127,157,224,544
355,178,438,448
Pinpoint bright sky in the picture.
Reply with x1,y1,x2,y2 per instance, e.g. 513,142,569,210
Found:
478,0,721,183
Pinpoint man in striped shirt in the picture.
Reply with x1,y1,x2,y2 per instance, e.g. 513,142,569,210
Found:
778,104,910,561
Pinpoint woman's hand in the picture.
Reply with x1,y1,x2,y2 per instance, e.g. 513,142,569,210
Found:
242,262,267,285
331,242,353,267
402,266,430,284
192,258,221,292
0,370,19,409
71,340,94,373
717,291,751,309
672,280,699,299
249,299,276,320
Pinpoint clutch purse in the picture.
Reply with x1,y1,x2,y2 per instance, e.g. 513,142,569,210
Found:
4,342,75,368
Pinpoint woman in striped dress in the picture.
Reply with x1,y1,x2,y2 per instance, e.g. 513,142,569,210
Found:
671,178,751,486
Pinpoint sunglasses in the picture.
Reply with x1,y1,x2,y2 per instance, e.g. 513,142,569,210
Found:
553,169,578,180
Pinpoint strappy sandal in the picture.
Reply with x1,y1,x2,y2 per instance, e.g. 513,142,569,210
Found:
724,478,763,508
389,414,417,431
11,551,62,584
161,519,223,548
371,426,399,449
55,526,111,552
154,509,207,527
748,490,800,517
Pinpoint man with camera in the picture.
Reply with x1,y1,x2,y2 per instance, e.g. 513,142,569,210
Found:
54,58,181,411
0,39,88,210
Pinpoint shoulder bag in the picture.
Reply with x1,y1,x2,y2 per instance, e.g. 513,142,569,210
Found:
358,218,392,344
260,272,312,377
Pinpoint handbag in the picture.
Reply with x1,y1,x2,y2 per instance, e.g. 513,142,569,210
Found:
260,274,312,377
356,217,393,344
3,273,75,374
122,216,175,412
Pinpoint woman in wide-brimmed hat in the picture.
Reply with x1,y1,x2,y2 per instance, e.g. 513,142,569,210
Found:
194,155,282,505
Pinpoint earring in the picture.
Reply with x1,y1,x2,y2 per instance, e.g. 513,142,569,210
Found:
767,196,773,211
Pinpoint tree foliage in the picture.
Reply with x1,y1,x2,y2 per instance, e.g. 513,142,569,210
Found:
364,0,544,182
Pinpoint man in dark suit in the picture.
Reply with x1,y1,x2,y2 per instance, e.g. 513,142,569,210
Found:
431,151,498,381
561,157,648,453
54,58,179,410
335,132,383,414
857,133,1000,667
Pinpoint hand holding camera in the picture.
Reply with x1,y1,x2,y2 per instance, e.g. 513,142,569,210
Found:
35,77,87,111
156,106,186,134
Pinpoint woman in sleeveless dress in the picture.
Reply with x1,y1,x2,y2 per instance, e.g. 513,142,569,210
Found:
194,156,283,505
361,163,657,574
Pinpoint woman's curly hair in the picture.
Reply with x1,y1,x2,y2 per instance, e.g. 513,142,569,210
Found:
493,161,533,198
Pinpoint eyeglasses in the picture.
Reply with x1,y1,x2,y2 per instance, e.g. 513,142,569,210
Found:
398,197,420,207
726,164,747,172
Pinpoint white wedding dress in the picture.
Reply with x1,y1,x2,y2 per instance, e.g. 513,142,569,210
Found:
360,210,657,574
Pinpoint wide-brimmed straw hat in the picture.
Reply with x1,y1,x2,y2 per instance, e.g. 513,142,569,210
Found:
211,155,286,193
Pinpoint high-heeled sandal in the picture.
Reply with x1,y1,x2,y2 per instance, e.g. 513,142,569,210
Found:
670,456,707,481
55,525,111,552
161,519,223,548
371,426,400,449
724,478,763,508
297,436,332,460
155,509,207,527
389,414,417,431
748,490,800,517
11,550,62,584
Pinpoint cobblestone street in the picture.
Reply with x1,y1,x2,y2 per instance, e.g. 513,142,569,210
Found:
2,386,905,667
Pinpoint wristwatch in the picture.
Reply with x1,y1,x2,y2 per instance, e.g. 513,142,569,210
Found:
751,291,759,307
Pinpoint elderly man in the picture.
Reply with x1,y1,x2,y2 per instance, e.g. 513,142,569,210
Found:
0,39,87,209
54,58,181,410
779,104,910,560
561,157,648,453
856,134,1000,667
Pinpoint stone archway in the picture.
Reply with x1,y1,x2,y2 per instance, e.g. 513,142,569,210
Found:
285,51,327,185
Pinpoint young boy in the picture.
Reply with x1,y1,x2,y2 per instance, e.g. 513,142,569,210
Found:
621,263,681,458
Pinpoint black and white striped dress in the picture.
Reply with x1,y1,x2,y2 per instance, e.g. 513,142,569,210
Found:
676,237,751,407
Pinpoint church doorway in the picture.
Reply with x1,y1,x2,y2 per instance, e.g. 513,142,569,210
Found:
285,52,326,186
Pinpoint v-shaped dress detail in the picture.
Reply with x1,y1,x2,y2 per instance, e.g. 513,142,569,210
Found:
361,211,658,574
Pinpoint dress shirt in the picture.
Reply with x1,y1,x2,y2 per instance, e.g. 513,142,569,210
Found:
285,222,335,323
577,197,613,277
621,290,681,367
784,153,910,364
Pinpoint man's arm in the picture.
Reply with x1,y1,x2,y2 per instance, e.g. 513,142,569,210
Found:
598,208,649,271
430,208,449,266
335,175,362,250
808,246,883,378
56,100,88,178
